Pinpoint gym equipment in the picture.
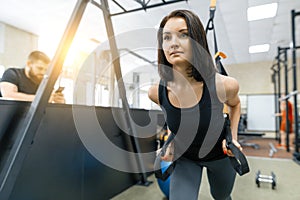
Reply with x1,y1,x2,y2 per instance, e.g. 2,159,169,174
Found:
279,90,299,101
272,9,300,153
238,132,265,149
155,127,174,198
293,152,300,165
154,132,176,181
224,114,250,176
255,170,276,189
0,102,159,200
205,0,228,75
269,143,277,158
157,161,171,199
291,10,300,154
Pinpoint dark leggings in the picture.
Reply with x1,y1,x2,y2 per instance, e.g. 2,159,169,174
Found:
169,157,236,200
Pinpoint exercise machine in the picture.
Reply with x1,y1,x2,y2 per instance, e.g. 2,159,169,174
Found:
271,9,300,154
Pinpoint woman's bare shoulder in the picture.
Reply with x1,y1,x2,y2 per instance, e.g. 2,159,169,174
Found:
215,73,239,102
148,84,160,105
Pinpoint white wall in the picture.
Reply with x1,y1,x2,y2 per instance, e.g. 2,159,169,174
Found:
0,22,38,68
226,59,300,95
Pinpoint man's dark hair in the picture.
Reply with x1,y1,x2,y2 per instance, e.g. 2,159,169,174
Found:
28,51,50,64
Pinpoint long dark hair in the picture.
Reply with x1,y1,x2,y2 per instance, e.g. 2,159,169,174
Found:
157,9,215,82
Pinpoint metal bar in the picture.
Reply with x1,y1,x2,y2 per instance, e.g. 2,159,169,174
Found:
134,0,146,7
110,0,187,16
271,63,277,71
291,10,299,153
278,45,300,51
283,49,290,152
119,48,156,67
0,0,89,199
100,0,151,186
279,90,299,100
90,0,105,11
277,47,282,142
112,0,127,12
271,65,279,140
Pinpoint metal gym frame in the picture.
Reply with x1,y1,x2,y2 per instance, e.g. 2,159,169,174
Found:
271,61,280,142
291,9,300,160
0,0,188,199
271,10,300,154
272,45,299,152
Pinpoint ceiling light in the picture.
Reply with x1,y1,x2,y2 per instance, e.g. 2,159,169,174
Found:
249,44,270,54
247,3,278,21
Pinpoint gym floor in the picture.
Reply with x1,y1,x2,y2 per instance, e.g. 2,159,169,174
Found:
112,157,300,200
241,138,294,159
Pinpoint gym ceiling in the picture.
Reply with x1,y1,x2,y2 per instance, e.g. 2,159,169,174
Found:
0,0,299,65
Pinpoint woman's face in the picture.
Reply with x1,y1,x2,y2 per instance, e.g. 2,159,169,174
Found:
162,17,192,66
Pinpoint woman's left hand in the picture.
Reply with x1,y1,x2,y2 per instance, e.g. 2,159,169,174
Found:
222,139,243,157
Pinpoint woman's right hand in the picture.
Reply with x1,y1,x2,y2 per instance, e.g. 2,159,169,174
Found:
161,143,174,162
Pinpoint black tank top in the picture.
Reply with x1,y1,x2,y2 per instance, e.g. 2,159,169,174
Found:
158,78,226,161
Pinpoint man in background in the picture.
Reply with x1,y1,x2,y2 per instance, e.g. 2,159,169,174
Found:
0,50,64,103
278,99,294,149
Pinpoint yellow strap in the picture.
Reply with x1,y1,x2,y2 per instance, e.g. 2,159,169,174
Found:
210,0,217,8
214,52,227,59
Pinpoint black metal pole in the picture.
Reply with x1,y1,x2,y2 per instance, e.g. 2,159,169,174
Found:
291,10,299,153
271,64,279,140
110,0,187,16
0,0,89,199
274,72,280,140
277,47,282,143
283,49,290,152
100,0,150,186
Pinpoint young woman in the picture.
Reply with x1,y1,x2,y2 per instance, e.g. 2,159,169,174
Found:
148,10,242,200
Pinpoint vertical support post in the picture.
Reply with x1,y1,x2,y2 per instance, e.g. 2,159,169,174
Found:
0,0,89,199
100,0,150,185
291,10,299,153
272,63,279,140
277,47,282,142
283,49,290,152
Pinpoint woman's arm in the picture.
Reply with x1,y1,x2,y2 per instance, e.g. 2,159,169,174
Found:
148,83,174,161
217,74,242,155
223,76,241,141
148,84,159,105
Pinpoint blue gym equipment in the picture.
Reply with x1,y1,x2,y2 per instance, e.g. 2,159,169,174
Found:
157,161,171,199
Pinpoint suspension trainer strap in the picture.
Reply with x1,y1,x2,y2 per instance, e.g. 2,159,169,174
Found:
205,0,228,76
154,133,176,181
224,114,250,176
206,1,249,176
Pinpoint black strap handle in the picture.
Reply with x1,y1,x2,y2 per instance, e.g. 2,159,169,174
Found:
224,115,250,176
154,133,176,181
